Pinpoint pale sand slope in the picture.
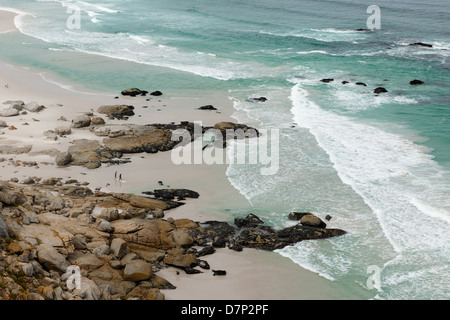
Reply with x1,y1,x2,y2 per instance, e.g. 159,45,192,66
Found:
0,9,363,300
0,10,18,33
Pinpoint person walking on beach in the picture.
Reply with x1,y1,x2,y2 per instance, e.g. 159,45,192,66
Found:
119,173,122,181
115,171,117,179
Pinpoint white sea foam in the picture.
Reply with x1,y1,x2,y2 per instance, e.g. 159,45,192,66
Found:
289,81,450,279
259,28,367,43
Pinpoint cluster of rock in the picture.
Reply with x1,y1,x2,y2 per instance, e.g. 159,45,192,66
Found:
57,108,259,169
320,78,425,94
121,88,162,97
0,101,44,118
0,180,346,300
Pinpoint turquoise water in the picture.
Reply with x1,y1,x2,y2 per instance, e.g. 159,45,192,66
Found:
1,0,449,299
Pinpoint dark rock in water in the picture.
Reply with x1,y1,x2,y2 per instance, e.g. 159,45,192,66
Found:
190,213,346,252
288,212,311,221
320,79,334,83
140,90,149,96
121,88,142,97
143,189,200,200
150,91,163,96
250,97,268,102
300,214,327,229
355,28,371,32
325,215,332,221
276,225,346,245
234,213,265,228
212,270,226,276
342,81,349,85
410,79,424,85
355,82,367,86
198,105,217,110
409,42,433,48
373,87,388,94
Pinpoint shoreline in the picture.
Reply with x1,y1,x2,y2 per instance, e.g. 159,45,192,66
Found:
0,9,362,300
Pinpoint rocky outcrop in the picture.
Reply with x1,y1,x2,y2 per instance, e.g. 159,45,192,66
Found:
97,105,135,120
143,189,200,200
189,213,346,251
0,181,347,300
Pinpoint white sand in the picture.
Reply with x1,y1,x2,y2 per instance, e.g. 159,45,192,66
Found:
0,10,18,33
0,9,357,300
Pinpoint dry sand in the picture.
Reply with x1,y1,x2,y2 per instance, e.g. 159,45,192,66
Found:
0,9,358,300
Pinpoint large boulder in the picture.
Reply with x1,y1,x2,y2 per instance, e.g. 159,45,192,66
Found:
373,87,388,94
0,108,19,117
72,114,91,128
121,88,143,97
97,105,135,120
123,260,153,282
300,214,327,228
410,79,424,85
0,182,28,206
37,244,70,272
55,151,72,167
23,101,43,113
163,248,197,268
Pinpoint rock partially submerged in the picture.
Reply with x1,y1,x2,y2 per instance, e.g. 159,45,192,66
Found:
410,79,424,85
373,87,388,94
190,213,346,251
409,42,433,48
121,88,144,97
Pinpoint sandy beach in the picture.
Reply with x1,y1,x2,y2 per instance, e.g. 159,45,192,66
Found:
0,8,361,301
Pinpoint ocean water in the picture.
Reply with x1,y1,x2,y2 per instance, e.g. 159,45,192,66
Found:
1,0,450,299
